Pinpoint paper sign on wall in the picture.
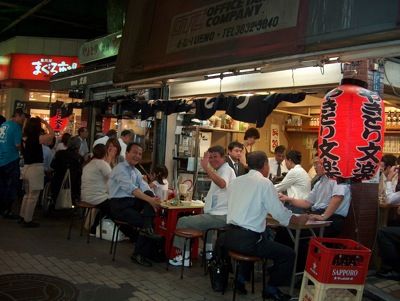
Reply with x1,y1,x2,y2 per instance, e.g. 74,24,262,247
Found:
270,124,280,153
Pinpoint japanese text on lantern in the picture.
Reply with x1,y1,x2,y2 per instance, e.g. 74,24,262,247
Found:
319,89,341,178
353,90,383,179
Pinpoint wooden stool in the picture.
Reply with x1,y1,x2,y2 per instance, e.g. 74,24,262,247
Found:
167,228,203,279
202,226,229,275
109,219,130,261
67,201,100,243
229,250,266,301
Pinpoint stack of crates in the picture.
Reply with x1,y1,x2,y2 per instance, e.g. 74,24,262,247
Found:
299,237,371,301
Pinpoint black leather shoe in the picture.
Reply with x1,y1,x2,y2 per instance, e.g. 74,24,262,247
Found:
22,221,40,228
262,289,291,301
3,211,20,220
235,281,247,295
131,254,152,267
376,270,400,281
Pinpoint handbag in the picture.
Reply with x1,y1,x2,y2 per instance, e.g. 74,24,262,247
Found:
209,255,230,293
55,169,73,210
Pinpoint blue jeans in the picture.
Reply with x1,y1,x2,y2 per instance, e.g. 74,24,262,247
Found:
0,159,21,213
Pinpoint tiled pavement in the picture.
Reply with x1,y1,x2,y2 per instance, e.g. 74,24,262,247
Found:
0,210,393,300
0,211,269,301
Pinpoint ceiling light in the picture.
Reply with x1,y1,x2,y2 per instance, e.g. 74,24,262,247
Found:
239,68,255,73
328,56,339,61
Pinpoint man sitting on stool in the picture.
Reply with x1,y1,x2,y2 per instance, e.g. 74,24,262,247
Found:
223,151,308,301
108,142,160,267
279,158,351,237
169,145,236,267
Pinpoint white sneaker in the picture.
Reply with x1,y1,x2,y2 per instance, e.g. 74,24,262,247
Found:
169,255,190,267
206,251,213,260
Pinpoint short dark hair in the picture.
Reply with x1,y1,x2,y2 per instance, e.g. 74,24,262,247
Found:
247,151,268,170
274,145,286,154
286,150,302,165
208,145,225,157
78,127,87,135
228,141,244,151
126,142,143,153
244,127,260,140
92,144,106,159
13,108,26,117
61,132,71,146
67,136,81,151
121,129,133,137
106,129,117,138
152,165,169,184
382,154,397,168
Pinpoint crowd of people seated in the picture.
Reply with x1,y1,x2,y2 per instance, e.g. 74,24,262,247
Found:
1,112,399,299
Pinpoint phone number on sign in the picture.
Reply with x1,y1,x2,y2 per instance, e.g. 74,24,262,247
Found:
221,15,280,38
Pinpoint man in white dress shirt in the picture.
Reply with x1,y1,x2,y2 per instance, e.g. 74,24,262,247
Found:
222,151,308,301
268,145,288,182
274,150,311,212
118,129,133,158
169,145,236,267
93,129,117,147
279,159,351,237
226,141,246,177
77,127,89,160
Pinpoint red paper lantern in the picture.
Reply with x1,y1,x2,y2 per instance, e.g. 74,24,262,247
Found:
318,79,384,181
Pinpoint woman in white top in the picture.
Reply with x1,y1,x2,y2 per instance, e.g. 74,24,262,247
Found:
149,165,169,201
81,144,112,234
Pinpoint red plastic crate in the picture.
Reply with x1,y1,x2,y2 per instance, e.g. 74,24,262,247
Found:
305,237,371,284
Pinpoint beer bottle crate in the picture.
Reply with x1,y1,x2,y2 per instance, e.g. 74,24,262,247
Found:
305,238,371,285
299,271,365,301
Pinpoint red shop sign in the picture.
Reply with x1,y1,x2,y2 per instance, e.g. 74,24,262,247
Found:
8,54,79,81
318,79,384,181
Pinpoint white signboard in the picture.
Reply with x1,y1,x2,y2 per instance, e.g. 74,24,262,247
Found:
167,0,299,53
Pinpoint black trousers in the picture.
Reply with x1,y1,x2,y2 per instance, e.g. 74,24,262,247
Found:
222,227,295,287
0,159,20,213
110,191,155,256
377,227,400,272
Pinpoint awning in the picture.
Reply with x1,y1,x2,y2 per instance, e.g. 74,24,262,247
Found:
114,0,400,86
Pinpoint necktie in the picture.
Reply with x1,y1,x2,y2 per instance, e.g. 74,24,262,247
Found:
234,163,239,175
277,162,281,177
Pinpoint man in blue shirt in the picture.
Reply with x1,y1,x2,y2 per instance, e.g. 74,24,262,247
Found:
0,108,26,218
109,142,160,267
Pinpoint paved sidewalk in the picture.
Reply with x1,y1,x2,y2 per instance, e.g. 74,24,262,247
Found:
0,210,382,300
0,212,268,301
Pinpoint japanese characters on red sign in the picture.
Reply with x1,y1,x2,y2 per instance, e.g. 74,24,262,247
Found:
49,109,68,132
6,54,79,81
318,84,384,181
